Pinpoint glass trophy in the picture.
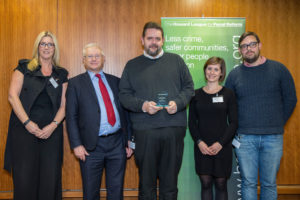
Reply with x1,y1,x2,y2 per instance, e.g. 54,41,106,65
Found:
157,91,169,107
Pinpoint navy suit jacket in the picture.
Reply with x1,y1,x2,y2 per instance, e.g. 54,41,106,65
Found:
66,71,130,151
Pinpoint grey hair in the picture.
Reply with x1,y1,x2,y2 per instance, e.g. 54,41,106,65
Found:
82,43,104,56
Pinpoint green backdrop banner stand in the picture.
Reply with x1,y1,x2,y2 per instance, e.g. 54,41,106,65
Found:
161,17,245,200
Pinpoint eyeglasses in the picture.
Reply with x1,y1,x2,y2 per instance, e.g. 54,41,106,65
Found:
39,42,55,48
240,42,258,51
85,55,101,60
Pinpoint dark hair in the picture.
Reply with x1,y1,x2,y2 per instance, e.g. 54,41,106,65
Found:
238,31,260,47
142,22,164,38
203,57,226,82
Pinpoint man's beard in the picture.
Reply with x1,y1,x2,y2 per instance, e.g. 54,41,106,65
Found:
145,45,161,57
243,50,260,63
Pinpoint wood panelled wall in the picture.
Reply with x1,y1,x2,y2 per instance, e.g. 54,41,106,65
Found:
1,0,299,198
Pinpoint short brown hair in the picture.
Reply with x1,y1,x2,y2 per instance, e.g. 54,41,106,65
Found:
238,31,260,47
203,57,226,82
142,22,164,38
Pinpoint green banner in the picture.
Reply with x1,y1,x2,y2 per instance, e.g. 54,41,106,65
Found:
161,17,245,200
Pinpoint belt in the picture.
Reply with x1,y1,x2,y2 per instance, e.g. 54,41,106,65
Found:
99,129,121,137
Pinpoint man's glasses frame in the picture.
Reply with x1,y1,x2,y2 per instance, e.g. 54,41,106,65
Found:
240,41,258,51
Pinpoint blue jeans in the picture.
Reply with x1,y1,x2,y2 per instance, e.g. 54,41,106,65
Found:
235,134,283,200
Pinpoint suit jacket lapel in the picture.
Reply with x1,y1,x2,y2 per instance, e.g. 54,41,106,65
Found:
83,72,100,106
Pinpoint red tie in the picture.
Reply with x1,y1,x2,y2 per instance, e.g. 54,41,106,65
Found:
95,74,116,126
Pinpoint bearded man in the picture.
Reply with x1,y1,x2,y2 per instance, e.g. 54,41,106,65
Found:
119,22,194,200
225,31,297,200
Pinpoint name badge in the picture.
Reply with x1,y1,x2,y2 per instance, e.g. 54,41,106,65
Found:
212,96,224,103
49,77,58,88
129,141,135,150
232,138,240,149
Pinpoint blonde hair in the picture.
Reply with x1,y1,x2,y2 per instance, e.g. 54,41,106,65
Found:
27,31,60,71
82,43,104,57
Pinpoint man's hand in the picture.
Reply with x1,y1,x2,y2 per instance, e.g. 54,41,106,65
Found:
142,101,163,114
126,147,133,158
73,145,90,161
165,101,177,114
126,140,134,158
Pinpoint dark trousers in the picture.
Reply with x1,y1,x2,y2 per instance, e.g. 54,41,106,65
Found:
11,125,63,200
134,126,186,200
80,130,126,200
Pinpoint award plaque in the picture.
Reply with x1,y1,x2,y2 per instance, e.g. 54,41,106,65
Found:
157,91,169,107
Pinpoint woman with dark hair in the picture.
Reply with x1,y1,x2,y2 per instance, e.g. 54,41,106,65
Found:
189,57,238,200
4,31,68,200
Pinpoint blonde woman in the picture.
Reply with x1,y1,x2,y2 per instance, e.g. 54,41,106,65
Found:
4,31,68,200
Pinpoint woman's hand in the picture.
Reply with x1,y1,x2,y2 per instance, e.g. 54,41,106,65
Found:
208,142,223,155
25,121,42,136
198,141,214,155
37,122,57,139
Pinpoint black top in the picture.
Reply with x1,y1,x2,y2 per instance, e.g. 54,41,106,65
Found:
119,53,194,130
30,84,53,124
188,87,238,177
16,60,68,118
15,60,68,125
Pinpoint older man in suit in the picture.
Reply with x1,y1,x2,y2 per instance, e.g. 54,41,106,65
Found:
66,43,133,200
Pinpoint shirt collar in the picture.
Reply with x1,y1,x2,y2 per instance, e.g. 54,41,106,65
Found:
143,49,164,60
87,70,104,79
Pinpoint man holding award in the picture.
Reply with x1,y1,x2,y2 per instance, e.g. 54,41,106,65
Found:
119,22,194,200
